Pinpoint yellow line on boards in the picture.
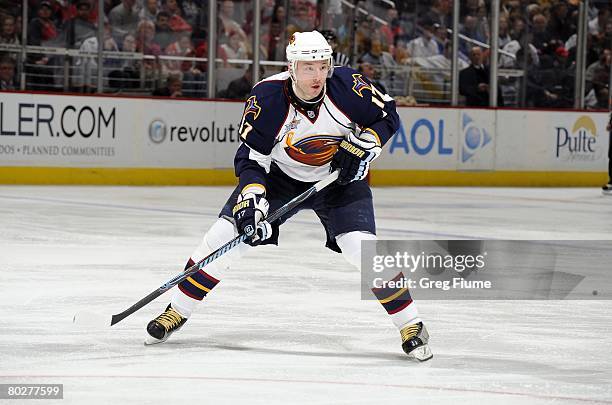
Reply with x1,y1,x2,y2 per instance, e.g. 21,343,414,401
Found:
370,170,608,187
0,167,237,185
0,167,607,186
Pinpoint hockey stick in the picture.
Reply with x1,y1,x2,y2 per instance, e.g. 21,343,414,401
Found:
74,170,339,328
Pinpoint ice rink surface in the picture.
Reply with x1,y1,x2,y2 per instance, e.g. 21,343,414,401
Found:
1,185,611,404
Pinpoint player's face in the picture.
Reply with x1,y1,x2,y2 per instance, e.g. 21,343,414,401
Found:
293,60,330,100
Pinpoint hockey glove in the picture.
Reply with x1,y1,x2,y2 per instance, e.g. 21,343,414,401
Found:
232,188,272,246
331,130,382,185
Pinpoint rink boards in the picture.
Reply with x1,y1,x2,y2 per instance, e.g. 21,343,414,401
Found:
0,92,608,186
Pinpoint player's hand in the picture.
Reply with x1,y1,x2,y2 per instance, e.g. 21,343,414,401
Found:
331,130,382,185
232,189,272,246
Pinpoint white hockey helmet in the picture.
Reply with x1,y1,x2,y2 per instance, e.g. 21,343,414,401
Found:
286,30,334,80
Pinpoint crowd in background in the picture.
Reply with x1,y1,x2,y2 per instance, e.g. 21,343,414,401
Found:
0,0,610,109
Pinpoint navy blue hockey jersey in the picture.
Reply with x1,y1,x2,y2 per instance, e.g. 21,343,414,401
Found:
234,66,400,190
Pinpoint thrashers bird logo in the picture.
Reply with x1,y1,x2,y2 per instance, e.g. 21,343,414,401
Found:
351,73,371,98
284,133,343,166
243,95,261,120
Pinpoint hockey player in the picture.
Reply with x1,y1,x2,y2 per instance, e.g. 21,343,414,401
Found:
145,30,432,361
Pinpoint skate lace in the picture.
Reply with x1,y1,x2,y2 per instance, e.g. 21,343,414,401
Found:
156,308,183,331
400,324,421,343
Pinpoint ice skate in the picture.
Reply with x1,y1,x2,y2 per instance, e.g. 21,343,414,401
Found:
145,305,187,345
602,184,612,196
400,322,433,362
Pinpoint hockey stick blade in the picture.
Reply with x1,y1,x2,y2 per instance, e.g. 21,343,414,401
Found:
108,171,340,326
73,310,113,329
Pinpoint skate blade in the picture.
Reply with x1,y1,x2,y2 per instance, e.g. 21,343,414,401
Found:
408,344,433,362
144,335,169,346
603,190,612,196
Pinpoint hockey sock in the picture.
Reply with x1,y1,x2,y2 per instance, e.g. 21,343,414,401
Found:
171,258,220,318
371,272,421,329
177,258,221,301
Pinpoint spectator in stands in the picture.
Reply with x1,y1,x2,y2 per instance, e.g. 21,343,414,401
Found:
187,30,229,73
460,15,487,55
136,19,161,55
379,5,402,52
587,69,609,109
134,19,162,86
218,0,247,45
406,19,439,58
0,55,16,90
499,38,539,107
531,13,552,52
433,22,450,54
219,64,263,100
525,3,542,23
120,32,137,53
181,0,201,29
592,14,612,54
160,30,204,97
265,3,286,61
498,15,512,48
28,0,58,47
14,14,22,40
27,0,59,90
154,11,174,49
586,48,611,88
358,61,388,94
462,0,481,19
459,46,504,106
510,16,527,41
527,43,574,108
354,15,374,57
163,31,194,76
393,36,410,64
359,37,396,69
1,14,20,45
163,0,192,33
64,0,96,49
547,1,574,43
603,20,612,49
320,30,350,67
74,18,119,92
288,4,315,32
109,0,140,39
500,37,539,70
60,0,97,26
502,0,522,21
108,33,140,90
429,0,452,30
153,72,182,97
220,31,248,64
139,0,159,23
586,46,610,107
